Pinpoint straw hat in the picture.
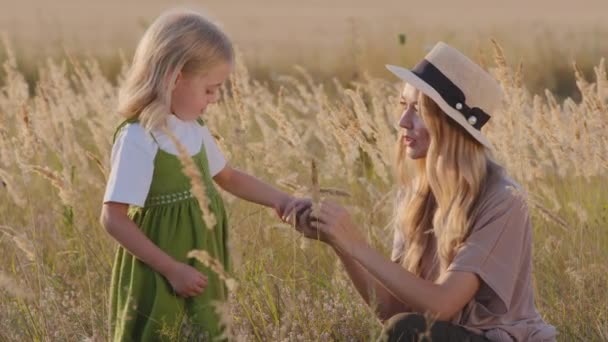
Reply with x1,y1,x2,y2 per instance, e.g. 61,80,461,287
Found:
386,42,503,149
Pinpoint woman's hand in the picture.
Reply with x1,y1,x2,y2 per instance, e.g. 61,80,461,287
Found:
300,200,366,253
164,261,208,298
295,206,330,242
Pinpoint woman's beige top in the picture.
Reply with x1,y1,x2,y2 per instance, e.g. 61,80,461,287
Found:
391,170,557,342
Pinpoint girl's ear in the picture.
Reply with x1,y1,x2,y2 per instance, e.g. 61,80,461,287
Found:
172,71,183,90
166,70,182,92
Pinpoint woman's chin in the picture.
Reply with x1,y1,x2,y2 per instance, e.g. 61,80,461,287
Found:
406,149,426,160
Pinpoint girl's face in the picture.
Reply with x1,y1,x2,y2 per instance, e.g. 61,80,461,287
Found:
171,62,232,121
398,84,431,160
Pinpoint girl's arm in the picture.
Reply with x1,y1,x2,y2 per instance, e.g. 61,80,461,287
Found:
213,166,292,213
100,202,207,297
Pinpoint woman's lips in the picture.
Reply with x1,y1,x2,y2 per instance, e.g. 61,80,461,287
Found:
403,135,415,146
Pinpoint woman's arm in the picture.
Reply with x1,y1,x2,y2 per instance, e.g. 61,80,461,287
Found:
333,245,411,321
100,202,207,297
310,201,480,321
298,207,409,321
347,242,479,320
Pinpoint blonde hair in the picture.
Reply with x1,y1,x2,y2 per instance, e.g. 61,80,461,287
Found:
117,9,234,130
395,92,496,277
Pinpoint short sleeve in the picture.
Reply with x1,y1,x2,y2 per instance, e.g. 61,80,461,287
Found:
447,188,529,314
103,124,157,207
200,126,227,177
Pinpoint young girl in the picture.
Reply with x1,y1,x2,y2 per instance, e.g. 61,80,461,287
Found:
294,42,557,341
100,9,303,341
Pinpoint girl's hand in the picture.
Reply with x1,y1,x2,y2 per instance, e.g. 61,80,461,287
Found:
307,200,365,253
277,196,312,224
165,261,208,298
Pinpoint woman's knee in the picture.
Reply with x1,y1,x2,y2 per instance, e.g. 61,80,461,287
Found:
379,313,429,342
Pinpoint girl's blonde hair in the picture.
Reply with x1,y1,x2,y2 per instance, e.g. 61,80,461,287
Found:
395,92,498,277
117,9,234,130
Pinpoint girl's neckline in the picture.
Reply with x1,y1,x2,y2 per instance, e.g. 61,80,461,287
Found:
155,145,204,159
151,114,207,159
117,115,208,158
167,113,200,127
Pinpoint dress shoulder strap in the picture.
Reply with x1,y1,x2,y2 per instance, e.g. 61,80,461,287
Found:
112,117,159,145
112,117,138,144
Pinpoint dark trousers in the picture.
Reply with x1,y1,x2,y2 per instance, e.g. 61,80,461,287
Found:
378,313,490,342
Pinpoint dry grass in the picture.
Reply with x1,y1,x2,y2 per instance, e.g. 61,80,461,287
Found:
0,32,606,341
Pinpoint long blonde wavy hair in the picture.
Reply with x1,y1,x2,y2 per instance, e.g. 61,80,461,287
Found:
117,9,234,130
395,92,496,278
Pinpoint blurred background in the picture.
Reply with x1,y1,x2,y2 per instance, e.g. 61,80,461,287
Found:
2,0,608,99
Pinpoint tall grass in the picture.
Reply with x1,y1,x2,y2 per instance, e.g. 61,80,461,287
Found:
0,37,606,341
3,24,608,101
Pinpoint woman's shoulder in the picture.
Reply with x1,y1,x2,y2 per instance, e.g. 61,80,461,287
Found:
485,162,526,198
475,163,529,217
467,164,531,237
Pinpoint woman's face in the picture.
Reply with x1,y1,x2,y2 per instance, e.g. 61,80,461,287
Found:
398,84,431,160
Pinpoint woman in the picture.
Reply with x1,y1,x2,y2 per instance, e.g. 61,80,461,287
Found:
291,42,557,341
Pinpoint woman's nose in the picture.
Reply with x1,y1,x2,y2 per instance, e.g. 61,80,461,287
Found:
399,109,413,129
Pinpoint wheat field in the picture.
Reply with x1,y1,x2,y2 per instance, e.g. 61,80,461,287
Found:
1,2,608,341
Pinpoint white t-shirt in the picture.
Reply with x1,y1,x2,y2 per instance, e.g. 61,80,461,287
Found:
103,115,227,207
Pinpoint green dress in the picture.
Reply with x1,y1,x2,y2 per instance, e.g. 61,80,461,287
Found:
109,120,229,342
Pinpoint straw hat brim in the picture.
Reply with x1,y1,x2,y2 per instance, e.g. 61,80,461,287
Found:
386,64,493,150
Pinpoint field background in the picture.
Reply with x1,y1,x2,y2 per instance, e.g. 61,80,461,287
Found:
4,0,608,97
0,0,607,341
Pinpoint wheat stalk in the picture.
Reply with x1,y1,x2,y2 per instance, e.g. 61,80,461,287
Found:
187,250,237,292
162,127,217,230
